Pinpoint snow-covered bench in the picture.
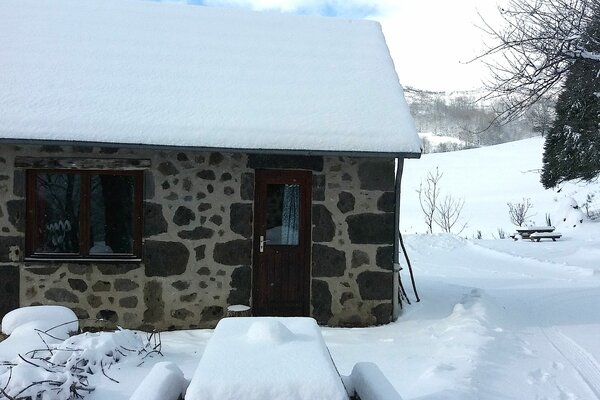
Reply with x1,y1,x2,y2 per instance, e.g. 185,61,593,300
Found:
528,232,562,242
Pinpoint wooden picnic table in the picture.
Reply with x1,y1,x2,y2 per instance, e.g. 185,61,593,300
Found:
515,226,555,238
512,226,561,241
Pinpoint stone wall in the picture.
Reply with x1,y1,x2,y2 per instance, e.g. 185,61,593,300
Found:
0,144,396,329
311,157,395,326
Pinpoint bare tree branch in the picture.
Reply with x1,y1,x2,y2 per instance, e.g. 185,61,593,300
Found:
475,0,600,122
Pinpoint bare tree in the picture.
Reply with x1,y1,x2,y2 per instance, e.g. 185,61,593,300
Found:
416,167,442,233
528,96,556,137
476,0,600,122
507,198,534,226
434,195,467,234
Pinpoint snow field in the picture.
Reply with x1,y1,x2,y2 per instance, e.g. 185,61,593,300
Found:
401,137,600,237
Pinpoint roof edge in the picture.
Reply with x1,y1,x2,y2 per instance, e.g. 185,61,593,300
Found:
0,138,422,159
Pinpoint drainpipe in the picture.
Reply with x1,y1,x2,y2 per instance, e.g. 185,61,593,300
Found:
392,158,404,321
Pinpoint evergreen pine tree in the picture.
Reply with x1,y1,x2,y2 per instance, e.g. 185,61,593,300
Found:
541,15,600,188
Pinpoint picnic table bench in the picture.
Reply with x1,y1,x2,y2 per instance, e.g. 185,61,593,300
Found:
512,226,561,241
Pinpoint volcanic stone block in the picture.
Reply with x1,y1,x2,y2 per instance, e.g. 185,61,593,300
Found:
144,240,189,277
346,213,394,244
376,246,394,270
173,206,195,226
114,279,139,292
143,202,168,237
0,265,19,321
178,227,214,240
87,295,102,308
357,271,392,300
6,200,25,232
358,160,395,191
92,281,111,292
197,170,216,180
0,236,21,262
312,174,325,201
45,288,79,303
337,192,355,214
209,152,224,165
143,281,164,323
311,279,332,324
377,192,395,213
13,170,25,197
312,205,335,242
228,266,251,305
201,306,224,322
214,239,252,266
72,307,90,320
68,279,88,293
172,280,190,291
158,161,179,176
372,303,392,325
230,203,253,238
241,173,254,201
172,308,194,320
97,309,118,323
312,244,346,277
143,171,155,200
119,296,138,308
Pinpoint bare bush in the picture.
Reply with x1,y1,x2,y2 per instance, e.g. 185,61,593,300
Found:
417,167,442,233
497,228,506,239
434,195,467,234
507,198,534,226
417,167,467,234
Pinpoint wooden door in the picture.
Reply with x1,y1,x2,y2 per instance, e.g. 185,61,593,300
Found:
253,169,311,316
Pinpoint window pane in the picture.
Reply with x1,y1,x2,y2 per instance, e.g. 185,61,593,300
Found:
265,184,299,245
90,174,135,254
35,173,80,253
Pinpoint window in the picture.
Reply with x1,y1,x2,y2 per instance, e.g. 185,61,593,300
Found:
26,170,143,260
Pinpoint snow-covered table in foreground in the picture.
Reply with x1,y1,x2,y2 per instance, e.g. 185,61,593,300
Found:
186,317,349,400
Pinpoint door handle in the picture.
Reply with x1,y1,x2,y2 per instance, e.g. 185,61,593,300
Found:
259,235,270,253
269,283,274,287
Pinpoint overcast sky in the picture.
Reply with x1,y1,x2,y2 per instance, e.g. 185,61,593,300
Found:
156,0,503,92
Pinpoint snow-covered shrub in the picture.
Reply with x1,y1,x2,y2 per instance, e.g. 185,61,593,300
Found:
551,197,586,229
0,328,162,400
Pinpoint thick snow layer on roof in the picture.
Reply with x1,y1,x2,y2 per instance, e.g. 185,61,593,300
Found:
0,0,420,155
186,317,349,400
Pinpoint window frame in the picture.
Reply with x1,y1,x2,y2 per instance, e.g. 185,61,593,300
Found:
25,169,144,262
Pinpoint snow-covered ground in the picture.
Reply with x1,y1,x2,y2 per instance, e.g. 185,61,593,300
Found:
1,137,599,399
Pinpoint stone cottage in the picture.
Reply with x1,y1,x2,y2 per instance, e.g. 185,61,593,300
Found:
0,0,421,330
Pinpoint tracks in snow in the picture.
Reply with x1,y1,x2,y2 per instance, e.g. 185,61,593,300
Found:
542,327,600,399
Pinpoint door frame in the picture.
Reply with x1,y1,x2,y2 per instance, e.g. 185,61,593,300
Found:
252,169,312,316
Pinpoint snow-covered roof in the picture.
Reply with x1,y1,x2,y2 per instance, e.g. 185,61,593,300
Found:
0,0,421,157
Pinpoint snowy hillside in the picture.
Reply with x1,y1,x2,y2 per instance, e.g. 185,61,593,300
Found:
401,137,600,237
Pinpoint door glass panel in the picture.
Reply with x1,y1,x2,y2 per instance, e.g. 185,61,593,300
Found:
35,173,81,253
89,174,135,254
265,184,299,245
